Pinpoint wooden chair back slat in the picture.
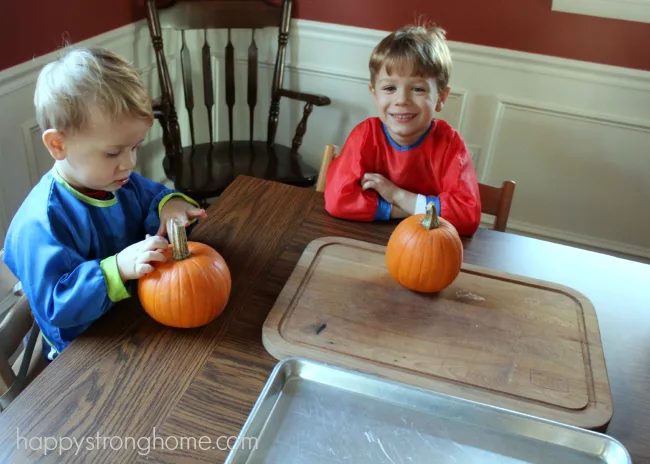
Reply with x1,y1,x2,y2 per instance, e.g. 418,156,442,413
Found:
267,1,292,145
180,31,195,147
201,30,215,145
225,29,235,144
247,30,258,142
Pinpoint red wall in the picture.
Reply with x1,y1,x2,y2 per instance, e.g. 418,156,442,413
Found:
0,0,144,72
294,0,650,72
2,0,650,73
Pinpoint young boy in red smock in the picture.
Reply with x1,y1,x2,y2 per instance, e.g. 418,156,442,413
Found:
324,24,481,236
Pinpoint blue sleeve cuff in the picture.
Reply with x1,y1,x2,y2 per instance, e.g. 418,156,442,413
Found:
427,196,441,215
374,196,392,221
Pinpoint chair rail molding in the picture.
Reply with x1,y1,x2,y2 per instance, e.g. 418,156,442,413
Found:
551,0,650,23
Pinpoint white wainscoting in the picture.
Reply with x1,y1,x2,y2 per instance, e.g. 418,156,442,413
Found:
1,18,649,261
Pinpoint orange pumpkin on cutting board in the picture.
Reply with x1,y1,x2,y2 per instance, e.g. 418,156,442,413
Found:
385,201,463,292
138,219,231,328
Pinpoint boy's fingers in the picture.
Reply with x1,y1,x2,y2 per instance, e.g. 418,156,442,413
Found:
363,174,382,185
137,264,154,276
155,222,166,237
187,208,207,219
147,234,168,244
367,173,388,183
141,250,167,263
144,236,168,250
362,180,375,190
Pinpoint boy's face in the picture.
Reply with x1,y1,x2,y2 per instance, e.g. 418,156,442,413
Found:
370,64,450,147
43,106,152,192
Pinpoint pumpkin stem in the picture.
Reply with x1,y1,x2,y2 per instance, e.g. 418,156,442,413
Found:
168,218,191,260
421,201,440,230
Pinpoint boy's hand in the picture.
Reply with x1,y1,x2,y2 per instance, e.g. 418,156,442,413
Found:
157,198,207,236
362,173,417,213
116,235,169,281
362,173,400,203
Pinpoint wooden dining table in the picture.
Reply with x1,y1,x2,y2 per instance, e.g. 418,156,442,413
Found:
0,175,648,463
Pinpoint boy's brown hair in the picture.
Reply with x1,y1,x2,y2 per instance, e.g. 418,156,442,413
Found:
369,24,452,93
34,47,153,134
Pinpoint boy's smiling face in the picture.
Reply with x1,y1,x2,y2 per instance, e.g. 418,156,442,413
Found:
370,64,450,147
43,106,152,193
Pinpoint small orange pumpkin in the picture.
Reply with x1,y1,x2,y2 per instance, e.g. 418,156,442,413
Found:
138,219,231,328
385,201,463,292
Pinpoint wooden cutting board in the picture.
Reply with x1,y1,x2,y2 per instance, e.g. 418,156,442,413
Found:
262,236,613,430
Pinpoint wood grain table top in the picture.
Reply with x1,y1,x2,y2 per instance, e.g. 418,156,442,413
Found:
0,175,649,463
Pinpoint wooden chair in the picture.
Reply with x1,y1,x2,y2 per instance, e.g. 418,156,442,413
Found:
477,180,516,232
145,0,332,206
314,143,339,193
315,144,516,232
0,249,46,412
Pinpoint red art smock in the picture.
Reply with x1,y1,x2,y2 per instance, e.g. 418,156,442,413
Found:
324,117,481,236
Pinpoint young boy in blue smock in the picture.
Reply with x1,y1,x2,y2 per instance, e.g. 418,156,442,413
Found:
2,47,206,362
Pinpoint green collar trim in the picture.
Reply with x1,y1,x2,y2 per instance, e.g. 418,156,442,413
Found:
52,168,117,207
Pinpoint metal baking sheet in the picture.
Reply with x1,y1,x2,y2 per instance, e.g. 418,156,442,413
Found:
225,357,630,463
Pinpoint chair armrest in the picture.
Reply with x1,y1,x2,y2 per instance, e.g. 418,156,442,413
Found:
278,89,331,106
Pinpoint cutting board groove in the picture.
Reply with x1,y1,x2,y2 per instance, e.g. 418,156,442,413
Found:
262,237,612,430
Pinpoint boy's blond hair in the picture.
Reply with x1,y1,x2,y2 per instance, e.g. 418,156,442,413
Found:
369,24,452,93
34,47,152,134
